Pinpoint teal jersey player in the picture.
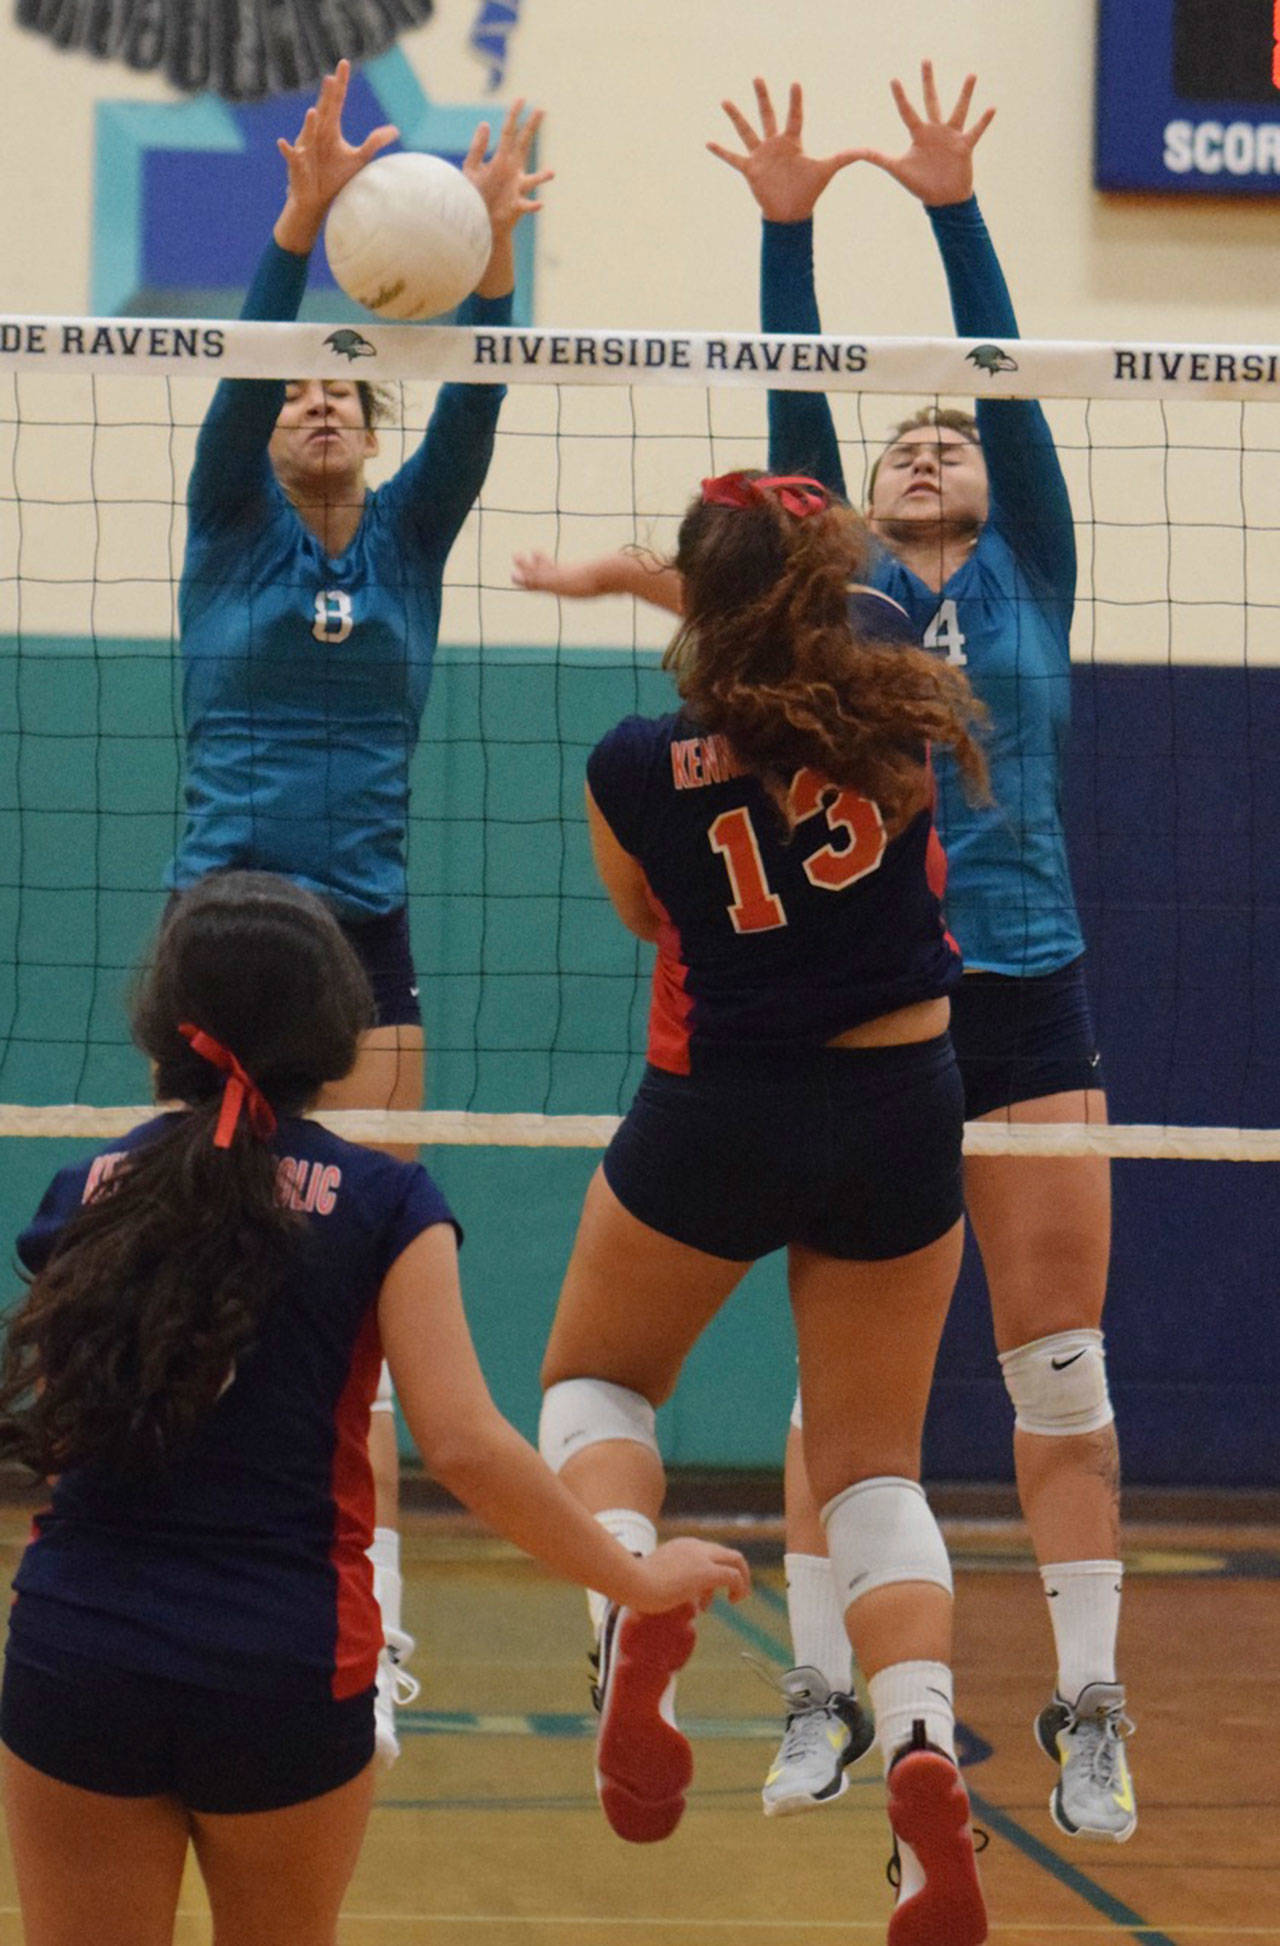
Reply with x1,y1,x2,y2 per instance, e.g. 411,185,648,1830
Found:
762,201,1082,977
172,239,511,923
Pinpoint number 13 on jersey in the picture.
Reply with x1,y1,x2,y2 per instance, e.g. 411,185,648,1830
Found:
708,772,887,934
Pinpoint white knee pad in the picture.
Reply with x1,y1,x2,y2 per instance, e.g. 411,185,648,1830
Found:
538,1378,659,1475
821,1476,953,1605
998,1329,1113,1436
371,1360,395,1414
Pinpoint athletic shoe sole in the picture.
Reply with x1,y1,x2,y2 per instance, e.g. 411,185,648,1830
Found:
886,1750,988,1946
595,1604,697,1843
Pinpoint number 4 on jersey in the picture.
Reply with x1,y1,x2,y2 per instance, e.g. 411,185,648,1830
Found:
923,598,967,667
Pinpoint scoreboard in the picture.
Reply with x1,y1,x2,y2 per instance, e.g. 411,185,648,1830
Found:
1097,0,1280,193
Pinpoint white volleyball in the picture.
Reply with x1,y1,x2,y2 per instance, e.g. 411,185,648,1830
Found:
324,151,493,321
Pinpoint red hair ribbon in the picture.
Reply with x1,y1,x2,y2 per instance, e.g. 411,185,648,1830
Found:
700,471,830,519
178,1022,277,1149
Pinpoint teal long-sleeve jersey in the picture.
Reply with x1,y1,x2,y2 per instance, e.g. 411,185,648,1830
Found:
762,200,1084,977
169,240,511,921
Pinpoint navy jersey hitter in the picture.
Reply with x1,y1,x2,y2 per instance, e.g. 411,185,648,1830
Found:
171,60,550,1761
535,470,991,1943
0,873,748,1946
710,64,1133,1845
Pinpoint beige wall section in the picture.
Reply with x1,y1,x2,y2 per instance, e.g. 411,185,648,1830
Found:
2,1,1278,664
2,0,1280,336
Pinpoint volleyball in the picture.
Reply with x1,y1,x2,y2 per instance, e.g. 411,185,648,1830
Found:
324,151,493,321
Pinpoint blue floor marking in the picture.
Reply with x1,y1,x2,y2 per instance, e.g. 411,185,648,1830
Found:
714,1585,1177,1946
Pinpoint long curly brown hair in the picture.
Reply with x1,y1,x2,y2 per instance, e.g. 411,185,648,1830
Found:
664,473,989,828
0,873,373,1479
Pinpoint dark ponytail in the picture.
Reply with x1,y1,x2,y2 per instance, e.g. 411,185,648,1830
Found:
0,873,374,1477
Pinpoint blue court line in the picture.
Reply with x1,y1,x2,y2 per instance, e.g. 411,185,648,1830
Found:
716,1584,1179,1946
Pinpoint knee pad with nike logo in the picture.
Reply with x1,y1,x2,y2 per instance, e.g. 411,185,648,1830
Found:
998,1328,1113,1436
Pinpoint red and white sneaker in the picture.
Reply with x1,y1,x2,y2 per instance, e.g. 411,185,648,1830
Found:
885,1724,988,1946
591,1602,698,1843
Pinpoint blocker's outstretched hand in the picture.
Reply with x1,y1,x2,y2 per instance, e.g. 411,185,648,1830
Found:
847,61,995,209
464,99,554,297
274,61,398,254
708,78,861,223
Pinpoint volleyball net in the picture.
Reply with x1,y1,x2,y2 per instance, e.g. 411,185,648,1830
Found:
1,316,1278,1160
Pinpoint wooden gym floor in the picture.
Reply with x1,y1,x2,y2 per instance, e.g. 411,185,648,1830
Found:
0,1505,1274,1944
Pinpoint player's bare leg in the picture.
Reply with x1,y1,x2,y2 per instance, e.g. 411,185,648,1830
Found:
2,1750,188,1946
968,1088,1135,1841
541,1169,749,1841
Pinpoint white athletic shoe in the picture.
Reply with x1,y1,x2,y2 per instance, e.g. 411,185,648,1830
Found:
761,1665,875,1816
374,1623,420,1766
1036,1682,1137,1842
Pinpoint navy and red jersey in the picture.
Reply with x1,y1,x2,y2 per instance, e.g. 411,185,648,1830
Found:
587,672,960,1074
10,1114,457,1702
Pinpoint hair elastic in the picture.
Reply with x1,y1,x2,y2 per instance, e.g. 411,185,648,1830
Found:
178,1022,277,1149
700,471,830,519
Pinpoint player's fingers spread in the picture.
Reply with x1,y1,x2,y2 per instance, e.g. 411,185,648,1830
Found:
721,99,758,148
824,149,862,179
518,107,545,153
706,142,748,173
921,58,942,122
500,97,527,145
753,75,777,137
785,81,803,138
949,71,976,128
889,78,920,132
464,122,489,170
968,105,996,146
359,124,398,162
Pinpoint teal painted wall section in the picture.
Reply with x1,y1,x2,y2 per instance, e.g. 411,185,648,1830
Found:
0,635,798,1466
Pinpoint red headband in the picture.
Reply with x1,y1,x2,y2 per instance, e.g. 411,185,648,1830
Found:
700,472,830,519
178,1022,278,1150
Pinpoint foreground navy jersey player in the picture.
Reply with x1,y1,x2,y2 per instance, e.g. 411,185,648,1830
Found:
0,873,749,1943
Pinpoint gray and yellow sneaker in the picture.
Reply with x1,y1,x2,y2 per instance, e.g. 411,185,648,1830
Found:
761,1665,875,1817
1036,1681,1137,1842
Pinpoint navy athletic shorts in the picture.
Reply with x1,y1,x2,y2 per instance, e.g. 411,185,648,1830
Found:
336,906,421,1029
949,956,1104,1120
0,1643,375,1813
603,1033,965,1263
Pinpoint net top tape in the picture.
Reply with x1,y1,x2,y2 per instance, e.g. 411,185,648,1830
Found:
4,319,1280,401
2,1105,1277,1160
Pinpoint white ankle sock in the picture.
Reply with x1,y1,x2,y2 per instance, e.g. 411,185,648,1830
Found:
784,1552,853,1694
1040,1559,1123,1701
586,1508,657,1634
868,1660,957,1771
367,1525,402,1640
